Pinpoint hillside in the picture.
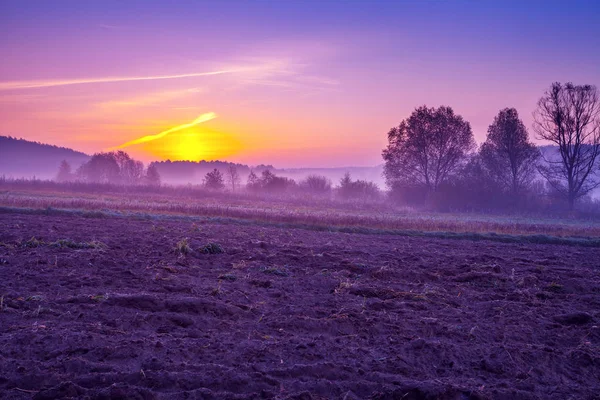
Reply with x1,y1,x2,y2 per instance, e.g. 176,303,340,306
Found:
0,136,90,179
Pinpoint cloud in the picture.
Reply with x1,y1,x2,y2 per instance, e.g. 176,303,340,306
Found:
0,69,246,91
107,112,217,150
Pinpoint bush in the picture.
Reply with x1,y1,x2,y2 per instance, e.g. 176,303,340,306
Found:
300,175,332,196
337,173,380,201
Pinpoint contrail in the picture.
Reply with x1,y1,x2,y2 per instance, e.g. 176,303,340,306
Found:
108,112,217,150
0,69,245,91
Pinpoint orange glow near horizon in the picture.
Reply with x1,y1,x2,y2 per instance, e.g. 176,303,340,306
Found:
2,2,599,168
141,127,243,162
108,112,217,151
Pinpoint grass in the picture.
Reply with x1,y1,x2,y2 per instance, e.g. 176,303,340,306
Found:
2,186,600,248
4,205,600,248
200,243,224,254
174,238,191,256
51,239,105,249
17,236,105,250
260,266,290,277
3,187,600,238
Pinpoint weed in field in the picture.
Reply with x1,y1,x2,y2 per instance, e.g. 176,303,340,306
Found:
260,265,290,277
50,239,105,249
200,243,224,254
20,237,44,248
89,294,107,302
175,238,191,256
334,279,354,294
0,242,14,249
232,260,248,269
211,281,222,296
546,282,564,292
190,223,201,232
218,273,237,282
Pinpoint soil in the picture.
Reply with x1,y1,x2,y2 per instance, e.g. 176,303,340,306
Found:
0,211,599,399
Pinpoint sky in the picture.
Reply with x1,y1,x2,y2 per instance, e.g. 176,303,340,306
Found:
1,0,599,168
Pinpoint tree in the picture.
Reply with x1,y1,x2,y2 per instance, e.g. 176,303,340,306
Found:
56,160,73,182
246,170,261,191
204,168,225,190
77,152,120,183
337,172,380,200
145,164,161,186
300,175,332,195
226,164,240,192
114,150,144,184
383,106,475,192
338,172,353,198
480,108,540,195
533,82,600,210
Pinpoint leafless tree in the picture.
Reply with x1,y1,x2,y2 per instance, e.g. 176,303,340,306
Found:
383,105,475,192
226,164,240,192
480,108,540,195
533,82,600,210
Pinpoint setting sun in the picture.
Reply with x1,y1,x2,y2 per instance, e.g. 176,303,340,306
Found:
144,127,242,162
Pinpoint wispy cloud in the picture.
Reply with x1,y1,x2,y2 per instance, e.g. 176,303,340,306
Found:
107,112,217,150
0,69,246,91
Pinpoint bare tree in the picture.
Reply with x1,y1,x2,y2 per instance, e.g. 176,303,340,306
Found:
533,82,600,210
226,164,240,192
480,108,540,195
383,105,475,192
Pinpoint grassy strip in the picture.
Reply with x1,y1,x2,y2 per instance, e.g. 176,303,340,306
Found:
2,205,600,248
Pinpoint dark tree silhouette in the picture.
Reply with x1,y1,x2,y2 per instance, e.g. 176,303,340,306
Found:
480,108,540,195
77,151,146,185
56,160,73,182
145,164,161,186
533,82,600,209
114,151,144,184
77,152,120,183
383,106,475,192
204,168,225,190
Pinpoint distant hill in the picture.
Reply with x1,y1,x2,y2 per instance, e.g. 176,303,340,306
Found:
0,136,90,179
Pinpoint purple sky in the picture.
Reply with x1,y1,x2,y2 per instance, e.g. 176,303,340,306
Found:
1,0,599,167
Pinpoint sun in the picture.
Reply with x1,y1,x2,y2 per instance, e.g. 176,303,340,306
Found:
144,126,242,162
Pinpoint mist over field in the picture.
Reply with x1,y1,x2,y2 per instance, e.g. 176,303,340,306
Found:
1,1,600,399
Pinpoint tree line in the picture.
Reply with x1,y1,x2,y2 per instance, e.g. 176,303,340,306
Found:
56,151,161,186
54,81,600,212
383,82,600,211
